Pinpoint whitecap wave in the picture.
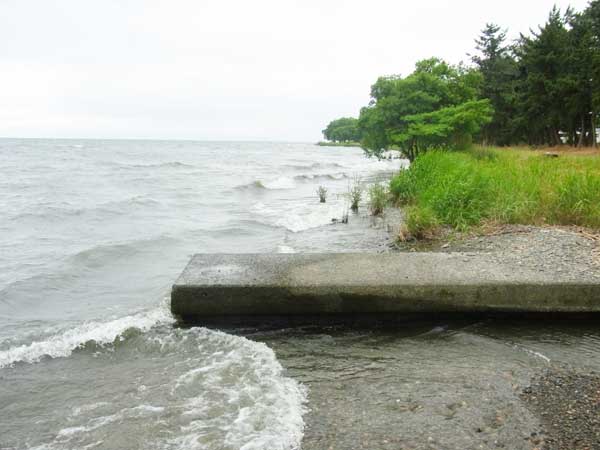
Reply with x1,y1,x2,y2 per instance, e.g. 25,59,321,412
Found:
0,302,173,368
294,172,348,182
275,204,344,233
252,201,346,233
277,245,296,254
167,328,307,450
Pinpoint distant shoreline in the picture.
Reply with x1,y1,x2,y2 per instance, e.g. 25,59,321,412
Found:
316,141,361,148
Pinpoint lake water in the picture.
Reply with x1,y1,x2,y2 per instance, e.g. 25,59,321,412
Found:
1,138,600,450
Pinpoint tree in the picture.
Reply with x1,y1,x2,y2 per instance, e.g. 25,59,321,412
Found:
472,23,519,145
358,58,492,161
514,7,575,146
322,117,361,142
567,9,596,147
583,0,600,147
391,100,493,161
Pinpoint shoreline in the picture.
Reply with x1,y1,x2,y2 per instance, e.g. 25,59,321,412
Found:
381,208,600,450
316,141,362,148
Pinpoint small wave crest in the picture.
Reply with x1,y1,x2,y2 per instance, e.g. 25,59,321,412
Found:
252,201,346,233
293,172,348,182
282,162,344,171
118,161,196,170
0,302,173,368
236,177,297,191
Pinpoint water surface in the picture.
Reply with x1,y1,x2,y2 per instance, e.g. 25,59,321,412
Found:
1,139,599,450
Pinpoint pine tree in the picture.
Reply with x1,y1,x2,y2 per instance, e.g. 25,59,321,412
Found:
472,24,519,145
515,7,573,146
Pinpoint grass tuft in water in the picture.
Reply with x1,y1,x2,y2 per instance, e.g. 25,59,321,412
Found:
316,185,328,203
368,183,388,216
347,176,363,212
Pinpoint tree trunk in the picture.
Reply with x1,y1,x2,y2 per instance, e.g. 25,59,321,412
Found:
577,115,585,148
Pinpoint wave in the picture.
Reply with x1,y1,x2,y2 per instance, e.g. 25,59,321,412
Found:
0,302,172,368
236,177,297,191
252,201,347,233
0,235,180,303
236,172,350,191
118,161,196,170
19,327,308,450
8,196,164,223
277,245,296,254
282,162,345,170
168,328,307,450
66,234,179,269
294,172,348,182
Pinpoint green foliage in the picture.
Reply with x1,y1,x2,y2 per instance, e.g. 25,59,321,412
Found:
390,149,600,232
358,58,492,161
368,183,388,216
466,146,499,161
322,117,362,143
325,3,600,151
404,205,439,239
392,100,493,154
472,23,520,145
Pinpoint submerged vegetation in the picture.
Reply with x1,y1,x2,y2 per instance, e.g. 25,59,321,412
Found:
316,185,328,203
391,148,600,237
347,176,363,212
368,183,388,216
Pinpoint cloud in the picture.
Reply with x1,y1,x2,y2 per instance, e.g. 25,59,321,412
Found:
0,0,590,140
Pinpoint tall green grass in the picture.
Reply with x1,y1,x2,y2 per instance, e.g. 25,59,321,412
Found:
390,148,600,236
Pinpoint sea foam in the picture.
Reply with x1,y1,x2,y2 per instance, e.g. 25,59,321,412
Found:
0,301,172,368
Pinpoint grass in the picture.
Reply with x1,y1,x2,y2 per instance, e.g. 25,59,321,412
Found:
347,176,363,211
368,183,388,216
391,147,600,238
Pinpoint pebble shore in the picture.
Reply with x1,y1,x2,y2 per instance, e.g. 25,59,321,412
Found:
522,367,600,450
390,219,600,449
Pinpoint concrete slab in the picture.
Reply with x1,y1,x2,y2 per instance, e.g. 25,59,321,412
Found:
171,253,600,321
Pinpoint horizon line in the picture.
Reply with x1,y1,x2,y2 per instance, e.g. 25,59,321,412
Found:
0,136,319,144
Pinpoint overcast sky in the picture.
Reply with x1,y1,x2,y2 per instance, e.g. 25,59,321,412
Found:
0,0,591,141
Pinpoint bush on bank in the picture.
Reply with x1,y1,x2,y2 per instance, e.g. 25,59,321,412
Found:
391,148,600,237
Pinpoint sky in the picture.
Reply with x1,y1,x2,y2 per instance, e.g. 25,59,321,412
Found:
0,0,592,142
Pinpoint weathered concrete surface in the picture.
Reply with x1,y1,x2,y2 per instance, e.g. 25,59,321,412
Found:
171,253,600,320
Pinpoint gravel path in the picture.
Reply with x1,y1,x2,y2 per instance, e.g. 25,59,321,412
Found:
393,223,600,282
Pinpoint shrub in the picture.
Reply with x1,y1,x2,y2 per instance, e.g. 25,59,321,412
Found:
403,205,439,239
368,183,388,216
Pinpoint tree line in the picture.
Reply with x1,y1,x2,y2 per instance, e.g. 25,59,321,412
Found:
322,2,600,160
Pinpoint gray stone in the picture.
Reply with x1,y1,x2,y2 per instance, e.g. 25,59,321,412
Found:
171,253,600,321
